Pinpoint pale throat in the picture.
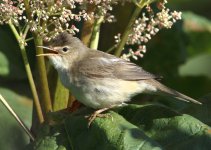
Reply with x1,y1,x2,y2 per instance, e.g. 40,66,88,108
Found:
48,55,70,71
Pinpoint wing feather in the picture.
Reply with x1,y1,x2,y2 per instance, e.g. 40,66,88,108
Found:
76,50,157,81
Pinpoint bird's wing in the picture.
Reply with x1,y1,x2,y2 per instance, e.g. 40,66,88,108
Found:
76,50,158,81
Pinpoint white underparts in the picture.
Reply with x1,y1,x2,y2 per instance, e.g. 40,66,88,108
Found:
60,76,158,109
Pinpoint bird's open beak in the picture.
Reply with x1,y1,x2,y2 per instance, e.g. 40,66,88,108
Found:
36,46,59,57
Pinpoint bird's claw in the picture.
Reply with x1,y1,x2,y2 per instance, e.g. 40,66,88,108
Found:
85,107,113,127
85,113,110,127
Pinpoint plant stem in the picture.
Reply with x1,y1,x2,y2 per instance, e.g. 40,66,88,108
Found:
114,6,143,57
106,44,117,53
23,0,32,21
23,0,52,114
89,16,104,49
23,24,30,39
25,37,34,42
81,4,96,46
0,94,35,141
34,35,52,114
8,21,44,123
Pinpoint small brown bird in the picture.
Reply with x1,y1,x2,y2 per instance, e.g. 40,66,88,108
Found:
38,32,201,125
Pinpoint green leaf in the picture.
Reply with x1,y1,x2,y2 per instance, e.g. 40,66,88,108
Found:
48,67,69,111
181,12,211,56
27,104,211,150
182,12,211,33
0,88,32,150
179,53,211,79
0,51,9,76
178,13,211,79
182,93,211,126
64,111,162,150
118,104,211,149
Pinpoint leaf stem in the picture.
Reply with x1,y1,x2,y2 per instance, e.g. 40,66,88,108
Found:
8,21,44,123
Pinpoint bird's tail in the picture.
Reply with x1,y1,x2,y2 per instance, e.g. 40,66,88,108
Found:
146,79,202,105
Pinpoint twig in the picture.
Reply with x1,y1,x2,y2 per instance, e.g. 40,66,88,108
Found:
0,94,35,141
106,44,117,53
25,37,34,42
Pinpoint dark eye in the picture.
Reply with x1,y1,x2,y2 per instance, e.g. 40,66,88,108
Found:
62,46,69,52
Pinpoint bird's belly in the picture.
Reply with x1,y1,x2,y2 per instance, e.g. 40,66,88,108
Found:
67,78,144,109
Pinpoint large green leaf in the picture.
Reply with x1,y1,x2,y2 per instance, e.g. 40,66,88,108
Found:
26,104,211,150
64,111,161,150
182,93,211,126
118,104,211,149
0,88,32,150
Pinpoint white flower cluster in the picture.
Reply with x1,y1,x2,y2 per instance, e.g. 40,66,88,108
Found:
122,0,182,60
28,0,95,40
0,0,182,53
121,45,146,61
0,0,24,25
0,0,119,40
89,0,118,22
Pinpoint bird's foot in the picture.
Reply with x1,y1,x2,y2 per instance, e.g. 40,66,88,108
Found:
85,107,112,128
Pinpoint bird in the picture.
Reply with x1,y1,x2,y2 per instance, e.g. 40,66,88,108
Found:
37,32,201,126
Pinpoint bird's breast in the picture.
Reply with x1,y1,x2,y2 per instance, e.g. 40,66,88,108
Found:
58,70,74,88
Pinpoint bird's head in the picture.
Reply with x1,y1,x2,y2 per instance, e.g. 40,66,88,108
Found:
37,32,86,70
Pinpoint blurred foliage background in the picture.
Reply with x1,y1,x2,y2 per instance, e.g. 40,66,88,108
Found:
0,0,211,149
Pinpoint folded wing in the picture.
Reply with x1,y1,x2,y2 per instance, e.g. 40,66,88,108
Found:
77,50,158,81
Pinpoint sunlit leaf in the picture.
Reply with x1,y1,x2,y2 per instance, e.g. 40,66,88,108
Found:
27,104,211,150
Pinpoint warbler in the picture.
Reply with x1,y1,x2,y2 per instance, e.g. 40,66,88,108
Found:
37,32,201,125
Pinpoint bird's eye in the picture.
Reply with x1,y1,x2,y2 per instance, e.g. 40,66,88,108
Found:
62,46,69,52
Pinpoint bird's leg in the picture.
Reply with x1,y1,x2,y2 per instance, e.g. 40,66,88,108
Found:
85,107,113,127
68,100,82,112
